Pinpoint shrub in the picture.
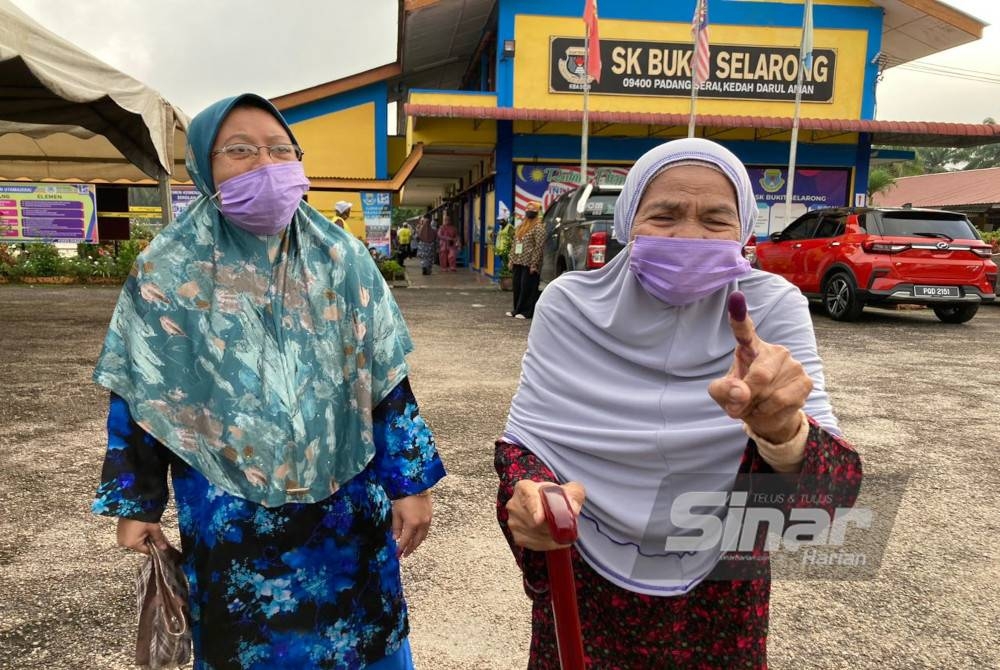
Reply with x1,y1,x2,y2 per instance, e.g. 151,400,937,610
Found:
63,256,96,281
114,240,144,279
21,242,65,277
0,244,20,278
980,230,1000,253
377,259,405,281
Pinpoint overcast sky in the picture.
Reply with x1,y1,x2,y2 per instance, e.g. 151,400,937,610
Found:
9,0,1000,124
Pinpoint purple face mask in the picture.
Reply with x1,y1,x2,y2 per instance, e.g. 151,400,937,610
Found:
214,162,310,236
629,236,751,306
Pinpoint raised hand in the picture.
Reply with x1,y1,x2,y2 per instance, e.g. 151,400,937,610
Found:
707,291,812,446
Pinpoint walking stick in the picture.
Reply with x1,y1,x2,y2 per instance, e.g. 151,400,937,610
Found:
539,485,585,670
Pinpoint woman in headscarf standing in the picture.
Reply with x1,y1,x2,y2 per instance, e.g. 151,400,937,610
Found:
92,94,445,670
416,216,436,276
505,201,545,319
436,214,459,272
495,138,862,668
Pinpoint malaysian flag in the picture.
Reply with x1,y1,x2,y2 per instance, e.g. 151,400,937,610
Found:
584,0,602,83
691,0,710,87
800,0,814,71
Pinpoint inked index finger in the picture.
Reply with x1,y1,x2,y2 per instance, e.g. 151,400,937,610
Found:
727,291,759,376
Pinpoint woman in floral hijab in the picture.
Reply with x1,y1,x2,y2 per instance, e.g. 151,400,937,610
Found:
92,93,445,669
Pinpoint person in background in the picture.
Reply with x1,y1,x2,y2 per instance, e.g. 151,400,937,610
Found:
436,214,459,272
505,201,545,319
496,138,862,668
92,93,445,670
333,200,352,229
416,216,436,276
396,221,413,266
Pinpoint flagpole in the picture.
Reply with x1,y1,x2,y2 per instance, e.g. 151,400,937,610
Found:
688,68,699,138
784,67,804,226
785,0,812,227
581,29,591,184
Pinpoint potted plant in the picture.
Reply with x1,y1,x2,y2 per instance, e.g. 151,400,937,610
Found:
494,219,515,291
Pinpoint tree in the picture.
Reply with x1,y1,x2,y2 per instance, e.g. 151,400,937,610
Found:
954,117,1000,170
916,146,959,173
867,168,896,198
392,206,424,227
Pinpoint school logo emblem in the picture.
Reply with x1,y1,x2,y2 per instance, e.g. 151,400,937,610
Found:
759,169,785,193
557,45,596,86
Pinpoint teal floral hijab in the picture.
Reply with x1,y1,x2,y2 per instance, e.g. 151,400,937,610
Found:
94,94,413,507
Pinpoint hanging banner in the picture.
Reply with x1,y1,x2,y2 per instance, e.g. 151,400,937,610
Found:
514,164,628,220
550,37,836,102
0,182,97,242
361,191,392,257
751,167,850,237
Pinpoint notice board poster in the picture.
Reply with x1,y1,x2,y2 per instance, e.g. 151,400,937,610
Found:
172,187,199,219
361,191,392,257
0,182,98,243
750,167,850,237
514,164,629,221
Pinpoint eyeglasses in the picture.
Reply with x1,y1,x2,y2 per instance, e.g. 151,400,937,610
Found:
211,143,304,161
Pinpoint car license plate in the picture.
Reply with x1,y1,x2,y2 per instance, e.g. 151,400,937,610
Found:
914,285,960,298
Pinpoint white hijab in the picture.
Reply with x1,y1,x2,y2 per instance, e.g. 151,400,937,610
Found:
503,138,839,596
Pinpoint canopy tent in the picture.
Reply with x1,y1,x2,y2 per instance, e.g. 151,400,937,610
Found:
0,0,189,223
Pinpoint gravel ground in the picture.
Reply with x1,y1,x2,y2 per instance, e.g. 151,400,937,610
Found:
0,283,997,669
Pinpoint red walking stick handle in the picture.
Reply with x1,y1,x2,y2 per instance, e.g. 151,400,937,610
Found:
539,485,585,670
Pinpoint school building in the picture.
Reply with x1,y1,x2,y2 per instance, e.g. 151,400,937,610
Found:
273,0,1000,278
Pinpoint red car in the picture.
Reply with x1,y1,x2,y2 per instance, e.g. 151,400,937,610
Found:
756,207,997,323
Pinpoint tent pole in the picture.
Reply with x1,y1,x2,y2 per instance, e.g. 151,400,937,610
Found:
158,101,175,226
158,172,173,226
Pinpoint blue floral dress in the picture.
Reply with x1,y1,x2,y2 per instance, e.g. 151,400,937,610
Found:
94,379,445,670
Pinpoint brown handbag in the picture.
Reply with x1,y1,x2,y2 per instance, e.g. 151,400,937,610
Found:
135,540,192,669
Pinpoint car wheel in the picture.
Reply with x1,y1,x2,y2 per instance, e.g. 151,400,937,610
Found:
823,272,864,321
932,303,979,324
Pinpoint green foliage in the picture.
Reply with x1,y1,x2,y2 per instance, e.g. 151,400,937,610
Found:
114,240,144,279
980,231,1000,252
377,259,405,281
494,222,515,277
867,168,896,198
0,244,21,278
21,242,64,277
130,222,159,241
62,255,97,281
392,207,424,228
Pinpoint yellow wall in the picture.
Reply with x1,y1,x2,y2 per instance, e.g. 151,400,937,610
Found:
388,136,407,174
472,192,482,269
406,91,498,150
485,189,496,275
292,103,376,179
513,16,869,119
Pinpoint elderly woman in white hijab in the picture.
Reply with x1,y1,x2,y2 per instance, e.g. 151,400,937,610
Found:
495,138,862,669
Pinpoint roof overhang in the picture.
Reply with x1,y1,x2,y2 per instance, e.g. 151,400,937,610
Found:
405,103,1000,148
399,143,492,206
397,0,496,95
872,0,987,67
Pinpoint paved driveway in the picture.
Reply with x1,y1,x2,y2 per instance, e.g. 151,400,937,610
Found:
0,284,997,669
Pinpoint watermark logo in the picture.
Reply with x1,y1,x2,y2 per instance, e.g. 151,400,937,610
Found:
629,473,908,582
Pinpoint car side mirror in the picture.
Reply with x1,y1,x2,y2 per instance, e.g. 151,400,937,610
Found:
769,231,785,243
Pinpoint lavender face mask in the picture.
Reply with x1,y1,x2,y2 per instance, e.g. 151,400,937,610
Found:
214,162,310,236
629,236,751,305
